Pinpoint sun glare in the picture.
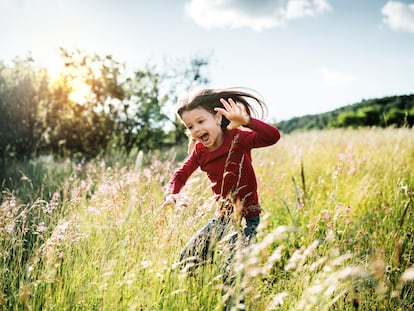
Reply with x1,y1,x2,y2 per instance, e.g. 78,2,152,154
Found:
68,79,91,105
41,56,64,81
41,54,93,105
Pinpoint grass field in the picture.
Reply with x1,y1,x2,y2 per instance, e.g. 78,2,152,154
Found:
1,127,413,310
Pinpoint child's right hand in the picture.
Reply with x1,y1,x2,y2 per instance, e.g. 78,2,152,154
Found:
162,193,190,208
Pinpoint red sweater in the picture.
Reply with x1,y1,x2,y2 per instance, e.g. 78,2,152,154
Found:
167,118,281,218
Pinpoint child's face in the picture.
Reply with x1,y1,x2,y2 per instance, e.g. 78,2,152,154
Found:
181,108,223,151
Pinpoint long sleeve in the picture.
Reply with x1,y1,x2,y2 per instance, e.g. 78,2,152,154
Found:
240,117,281,149
165,118,280,218
166,153,199,194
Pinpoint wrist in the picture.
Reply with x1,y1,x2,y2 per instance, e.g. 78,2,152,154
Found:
244,116,251,127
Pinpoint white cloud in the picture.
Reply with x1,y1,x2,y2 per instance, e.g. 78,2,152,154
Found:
286,0,331,19
184,0,331,31
382,1,414,33
321,68,355,88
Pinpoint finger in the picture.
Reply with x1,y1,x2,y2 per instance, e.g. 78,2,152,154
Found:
231,99,244,116
228,98,238,110
220,98,232,111
214,107,228,117
238,103,247,115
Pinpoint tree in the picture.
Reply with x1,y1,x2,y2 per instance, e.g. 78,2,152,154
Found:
38,48,132,157
333,111,364,128
0,49,211,165
116,68,168,153
0,57,49,162
386,108,406,127
356,106,380,126
161,56,210,146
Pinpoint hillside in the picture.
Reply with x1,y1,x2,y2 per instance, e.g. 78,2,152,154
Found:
276,94,414,133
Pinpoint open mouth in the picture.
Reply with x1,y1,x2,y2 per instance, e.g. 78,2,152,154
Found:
199,133,209,143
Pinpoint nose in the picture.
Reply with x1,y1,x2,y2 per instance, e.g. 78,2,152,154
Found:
192,123,201,134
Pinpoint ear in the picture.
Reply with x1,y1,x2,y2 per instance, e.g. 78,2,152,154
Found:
215,112,222,125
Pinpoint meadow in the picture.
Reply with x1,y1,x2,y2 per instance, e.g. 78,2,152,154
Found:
1,127,413,310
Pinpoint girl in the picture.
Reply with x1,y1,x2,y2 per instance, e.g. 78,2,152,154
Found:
164,88,281,266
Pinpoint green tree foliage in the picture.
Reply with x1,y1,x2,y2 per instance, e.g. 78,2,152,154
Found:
0,49,209,169
0,57,49,162
44,49,125,157
161,56,210,147
276,95,414,133
116,68,168,153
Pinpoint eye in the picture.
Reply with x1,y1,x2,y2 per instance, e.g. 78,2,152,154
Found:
187,125,193,130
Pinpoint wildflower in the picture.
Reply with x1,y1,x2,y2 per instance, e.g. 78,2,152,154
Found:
86,206,101,216
348,167,356,175
345,205,352,224
76,163,83,173
52,192,60,201
321,209,330,220
143,168,152,180
266,292,289,309
169,289,186,296
285,240,319,272
101,271,114,278
309,256,328,272
80,179,87,189
26,266,34,278
140,260,152,269
36,222,47,233
262,245,285,275
401,185,413,196
46,191,60,213
401,266,414,282
5,223,14,235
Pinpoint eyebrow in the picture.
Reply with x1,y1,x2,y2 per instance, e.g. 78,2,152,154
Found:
186,116,204,126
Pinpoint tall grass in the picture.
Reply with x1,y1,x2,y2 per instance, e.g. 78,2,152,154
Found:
1,127,413,310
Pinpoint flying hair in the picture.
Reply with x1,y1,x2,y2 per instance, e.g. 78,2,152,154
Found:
177,87,268,132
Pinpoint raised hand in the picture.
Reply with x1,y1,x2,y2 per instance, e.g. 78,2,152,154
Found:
215,98,251,130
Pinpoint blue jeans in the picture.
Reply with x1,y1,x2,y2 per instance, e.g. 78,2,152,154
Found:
179,215,260,264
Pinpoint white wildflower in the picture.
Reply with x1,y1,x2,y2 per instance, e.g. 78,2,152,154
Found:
265,292,289,310
401,266,414,282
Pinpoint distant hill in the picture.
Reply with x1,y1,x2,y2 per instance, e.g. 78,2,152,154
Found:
275,94,414,133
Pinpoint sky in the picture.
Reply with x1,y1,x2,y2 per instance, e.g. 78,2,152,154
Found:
1,0,414,121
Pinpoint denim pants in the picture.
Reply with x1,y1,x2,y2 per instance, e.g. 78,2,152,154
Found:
179,215,260,265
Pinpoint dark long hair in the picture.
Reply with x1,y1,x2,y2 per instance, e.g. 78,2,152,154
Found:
177,88,268,132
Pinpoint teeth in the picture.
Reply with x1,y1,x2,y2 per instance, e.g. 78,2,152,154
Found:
200,133,208,141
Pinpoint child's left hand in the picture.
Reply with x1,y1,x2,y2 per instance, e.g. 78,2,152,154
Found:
215,98,250,130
